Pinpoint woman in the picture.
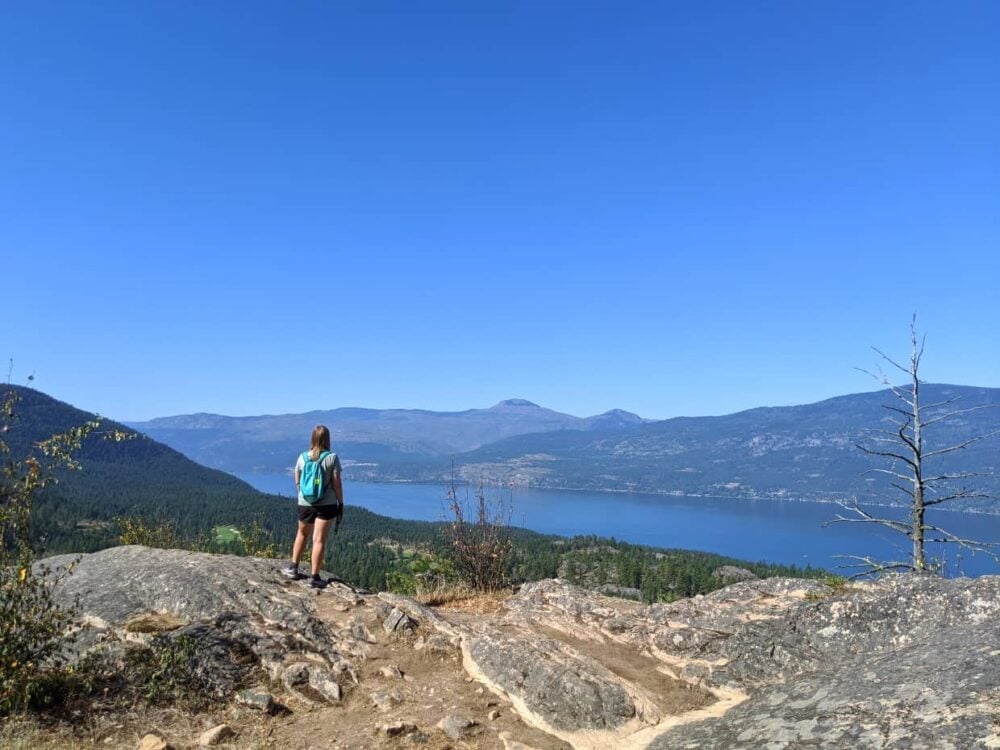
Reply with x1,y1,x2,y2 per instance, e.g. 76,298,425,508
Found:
281,424,344,588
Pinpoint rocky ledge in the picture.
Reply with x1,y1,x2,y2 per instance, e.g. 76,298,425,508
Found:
43,546,1000,749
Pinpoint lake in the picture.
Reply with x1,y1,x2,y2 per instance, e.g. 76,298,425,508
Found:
239,474,1000,577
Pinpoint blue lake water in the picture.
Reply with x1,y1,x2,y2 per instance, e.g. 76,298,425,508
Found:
239,474,1000,577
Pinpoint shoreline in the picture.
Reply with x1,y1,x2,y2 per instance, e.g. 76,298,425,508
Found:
241,473,1000,517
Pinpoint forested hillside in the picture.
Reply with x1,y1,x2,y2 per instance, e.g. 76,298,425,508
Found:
7,386,819,598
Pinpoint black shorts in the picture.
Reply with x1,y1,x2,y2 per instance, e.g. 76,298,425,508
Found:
297,504,341,524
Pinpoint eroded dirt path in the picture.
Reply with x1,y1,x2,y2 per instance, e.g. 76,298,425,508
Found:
266,590,573,750
265,580,732,750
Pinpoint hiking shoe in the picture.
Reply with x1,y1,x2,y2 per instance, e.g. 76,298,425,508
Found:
281,564,303,580
308,575,328,589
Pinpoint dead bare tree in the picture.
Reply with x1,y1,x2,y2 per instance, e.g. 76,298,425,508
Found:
827,316,999,576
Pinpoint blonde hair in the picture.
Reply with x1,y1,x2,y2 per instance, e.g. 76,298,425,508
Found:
309,424,331,459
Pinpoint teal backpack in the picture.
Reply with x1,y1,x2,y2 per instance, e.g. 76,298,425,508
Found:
299,450,331,504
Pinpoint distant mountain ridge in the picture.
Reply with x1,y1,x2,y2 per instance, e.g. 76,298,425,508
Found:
133,384,1000,511
432,383,1000,510
129,399,647,473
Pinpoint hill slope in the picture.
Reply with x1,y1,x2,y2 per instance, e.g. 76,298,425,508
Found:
128,399,645,473
436,384,1000,508
4,385,437,569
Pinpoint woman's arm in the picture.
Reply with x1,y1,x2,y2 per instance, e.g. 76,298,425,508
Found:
333,470,344,505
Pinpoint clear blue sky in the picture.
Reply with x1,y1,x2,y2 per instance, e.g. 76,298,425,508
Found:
3,2,998,421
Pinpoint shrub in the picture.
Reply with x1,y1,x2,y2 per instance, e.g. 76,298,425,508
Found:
115,515,184,549
387,550,459,597
0,383,110,714
442,480,512,592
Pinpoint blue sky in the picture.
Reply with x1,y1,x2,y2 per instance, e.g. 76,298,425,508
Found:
3,2,998,421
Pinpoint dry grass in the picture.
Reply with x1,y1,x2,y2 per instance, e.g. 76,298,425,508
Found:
0,705,279,750
419,584,513,615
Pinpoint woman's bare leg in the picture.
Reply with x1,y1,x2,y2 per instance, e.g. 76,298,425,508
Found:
311,518,333,576
292,520,312,565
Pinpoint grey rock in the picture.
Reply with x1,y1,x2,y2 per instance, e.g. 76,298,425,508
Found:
414,633,455,655
382,607,417,635
711,565,757,582
493,575,1000,749
382,721,416,736
465,629,636,731
371,689,405,711
377,592,462,638
42,546,352,701
281,662,310,690
308,668,343,703
235,688,278,714
715,574,1000,688
350,620,378,644
650,619,1000,749
437,715,479,740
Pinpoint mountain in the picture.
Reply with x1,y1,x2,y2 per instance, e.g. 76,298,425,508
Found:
128,384,1000,510
433,384,1000,509
3,385,277,551
128,399,647,474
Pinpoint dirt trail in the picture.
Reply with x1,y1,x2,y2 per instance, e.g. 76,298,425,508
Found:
266,583,727,750
266,592,573,750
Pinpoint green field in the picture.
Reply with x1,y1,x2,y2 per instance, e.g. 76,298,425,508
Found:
214,525,242,543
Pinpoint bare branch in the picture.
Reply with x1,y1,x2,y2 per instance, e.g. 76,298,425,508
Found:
918,525,1000,560
871,346,911,377
922,472,990,485
862,468,915,482
855,366,914,408
824,501,911,534
881,404,914,419
890,482,915,498
922,403,1000,428
866,434,910,444
857,444,918,470
924,490,995,507
831,555,914,579
921,396,962,411
923,430,1000,459
896,419,917,454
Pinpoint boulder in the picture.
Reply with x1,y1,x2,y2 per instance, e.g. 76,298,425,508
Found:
479,575,1000,749
42,546,352,701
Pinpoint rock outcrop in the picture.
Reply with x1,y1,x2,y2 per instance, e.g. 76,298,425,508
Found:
45,546,1000,749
